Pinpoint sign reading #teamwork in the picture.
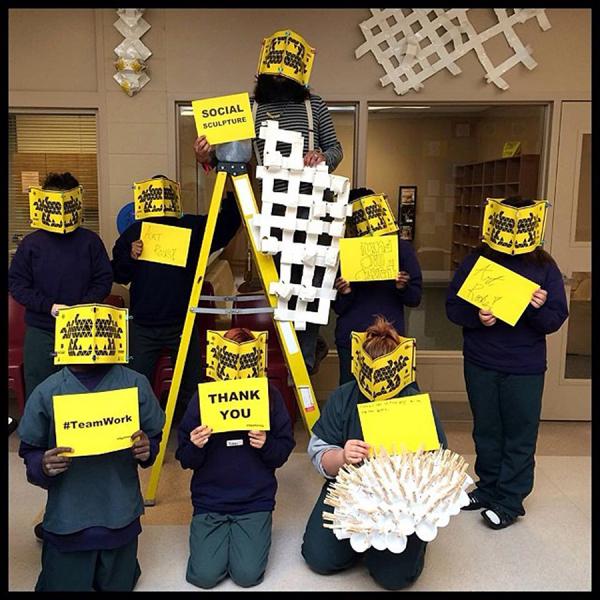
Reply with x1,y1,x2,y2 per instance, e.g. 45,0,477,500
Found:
199,376,270,434
53,387,140,457
192,92,255,145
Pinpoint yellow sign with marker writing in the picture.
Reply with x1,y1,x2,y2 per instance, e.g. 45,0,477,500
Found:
457,256,539,326
192,92,255,145
358,393,440,454
199,377,270,433
339,235,399,282
53,387,140,457
502,141,521,158
139,222,191,267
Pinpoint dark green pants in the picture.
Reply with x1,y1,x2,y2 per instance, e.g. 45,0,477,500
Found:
128,320,202,407
35,538,141,592
186,511,272,589
302,482,426,590
24,326,60,400
464,359,545,517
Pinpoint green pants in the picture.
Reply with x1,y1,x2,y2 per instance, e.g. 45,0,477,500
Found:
302,482,426,590
24,326,60,400
128,320,202,407
35,538,141,592
464,359,544,517
186,511,272,589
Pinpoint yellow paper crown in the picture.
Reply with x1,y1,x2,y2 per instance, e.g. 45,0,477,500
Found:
29,186,83,234
348,193,399,237
206,330,268,381
351,331,416,402
257,29,315,87
482,198,548,255
134,177,182,220
54,304,129,365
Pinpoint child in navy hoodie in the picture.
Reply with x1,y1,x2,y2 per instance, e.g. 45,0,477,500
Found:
176,328,295,588
446,196,568,530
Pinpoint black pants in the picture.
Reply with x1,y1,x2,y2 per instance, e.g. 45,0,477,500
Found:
464,359,544,517
302,481,426,590
24,326,60,400
128,320,202,408
336,345,353,386
35,538,141,592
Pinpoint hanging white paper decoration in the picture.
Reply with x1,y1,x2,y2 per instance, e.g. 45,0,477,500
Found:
113,9,152,97
322,447,473,553
355,9,551,95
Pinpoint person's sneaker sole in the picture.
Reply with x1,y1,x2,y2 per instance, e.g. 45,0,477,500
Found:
481,509,517,530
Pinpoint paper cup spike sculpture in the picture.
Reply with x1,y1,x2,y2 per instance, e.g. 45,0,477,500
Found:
322,446,472,553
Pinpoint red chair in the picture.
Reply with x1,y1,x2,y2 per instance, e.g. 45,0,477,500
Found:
8,294,26,416
230,294,298,423
151,282,216,406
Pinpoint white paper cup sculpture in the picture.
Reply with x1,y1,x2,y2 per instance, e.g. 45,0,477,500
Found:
322,447,472,554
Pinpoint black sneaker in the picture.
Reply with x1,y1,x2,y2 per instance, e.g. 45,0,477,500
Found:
34,522,44,542
481,508,517,530
461,490,489,511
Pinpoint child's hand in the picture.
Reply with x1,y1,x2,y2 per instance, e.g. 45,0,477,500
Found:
190,425,212,449
51,304,68,318
248,430,267,449
334,277,352,295
193,135,213,164
479,309,497,327
131,430,150,462
530,288,548,309
42,447,73,476
395,271,410,289
131,240,143,260
343,439,370,465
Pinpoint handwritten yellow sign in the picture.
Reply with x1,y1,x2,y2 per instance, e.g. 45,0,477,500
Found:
139,222,191,268
502,141,521,158
192,92,255,145
53,387,140,457
358,393,440,454
457,256,539,326
199,377,270,433
339,235,399,282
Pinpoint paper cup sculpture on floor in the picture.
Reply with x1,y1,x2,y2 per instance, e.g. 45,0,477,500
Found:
29,185,83,234
252,120,351,331
323,447,473,553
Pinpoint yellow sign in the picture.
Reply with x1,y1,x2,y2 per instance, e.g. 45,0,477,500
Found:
502,141,521,158
482,198,548,255
54,304,129,365
192,93,255,145
199,376,270,433
29,186,83,234
257,29,315,86
206,330,268,381
339,235,399,282
139,221,191,268
348,193,398,237
53,387,140,457
133,177,182,220
351,332,416,402
457,256,539,326
358,393,440,454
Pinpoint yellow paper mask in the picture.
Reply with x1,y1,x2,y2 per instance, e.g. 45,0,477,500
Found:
54,304,129,365
206,330,268,381
482,198,548,255
348,193,399,237
29,186,83,234
134,177,182,220
351,331,416,402
257,29,315,87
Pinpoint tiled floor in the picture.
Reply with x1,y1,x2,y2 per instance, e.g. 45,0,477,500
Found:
8,415,591,592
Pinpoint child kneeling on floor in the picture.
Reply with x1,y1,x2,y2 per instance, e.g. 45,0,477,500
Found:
176,327,295,588
17,303,165,592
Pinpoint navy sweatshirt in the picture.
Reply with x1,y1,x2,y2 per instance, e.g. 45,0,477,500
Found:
176,383,295,516
8,228,113,332
111,194,241,327
446,250,568,374
333,239,422,348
